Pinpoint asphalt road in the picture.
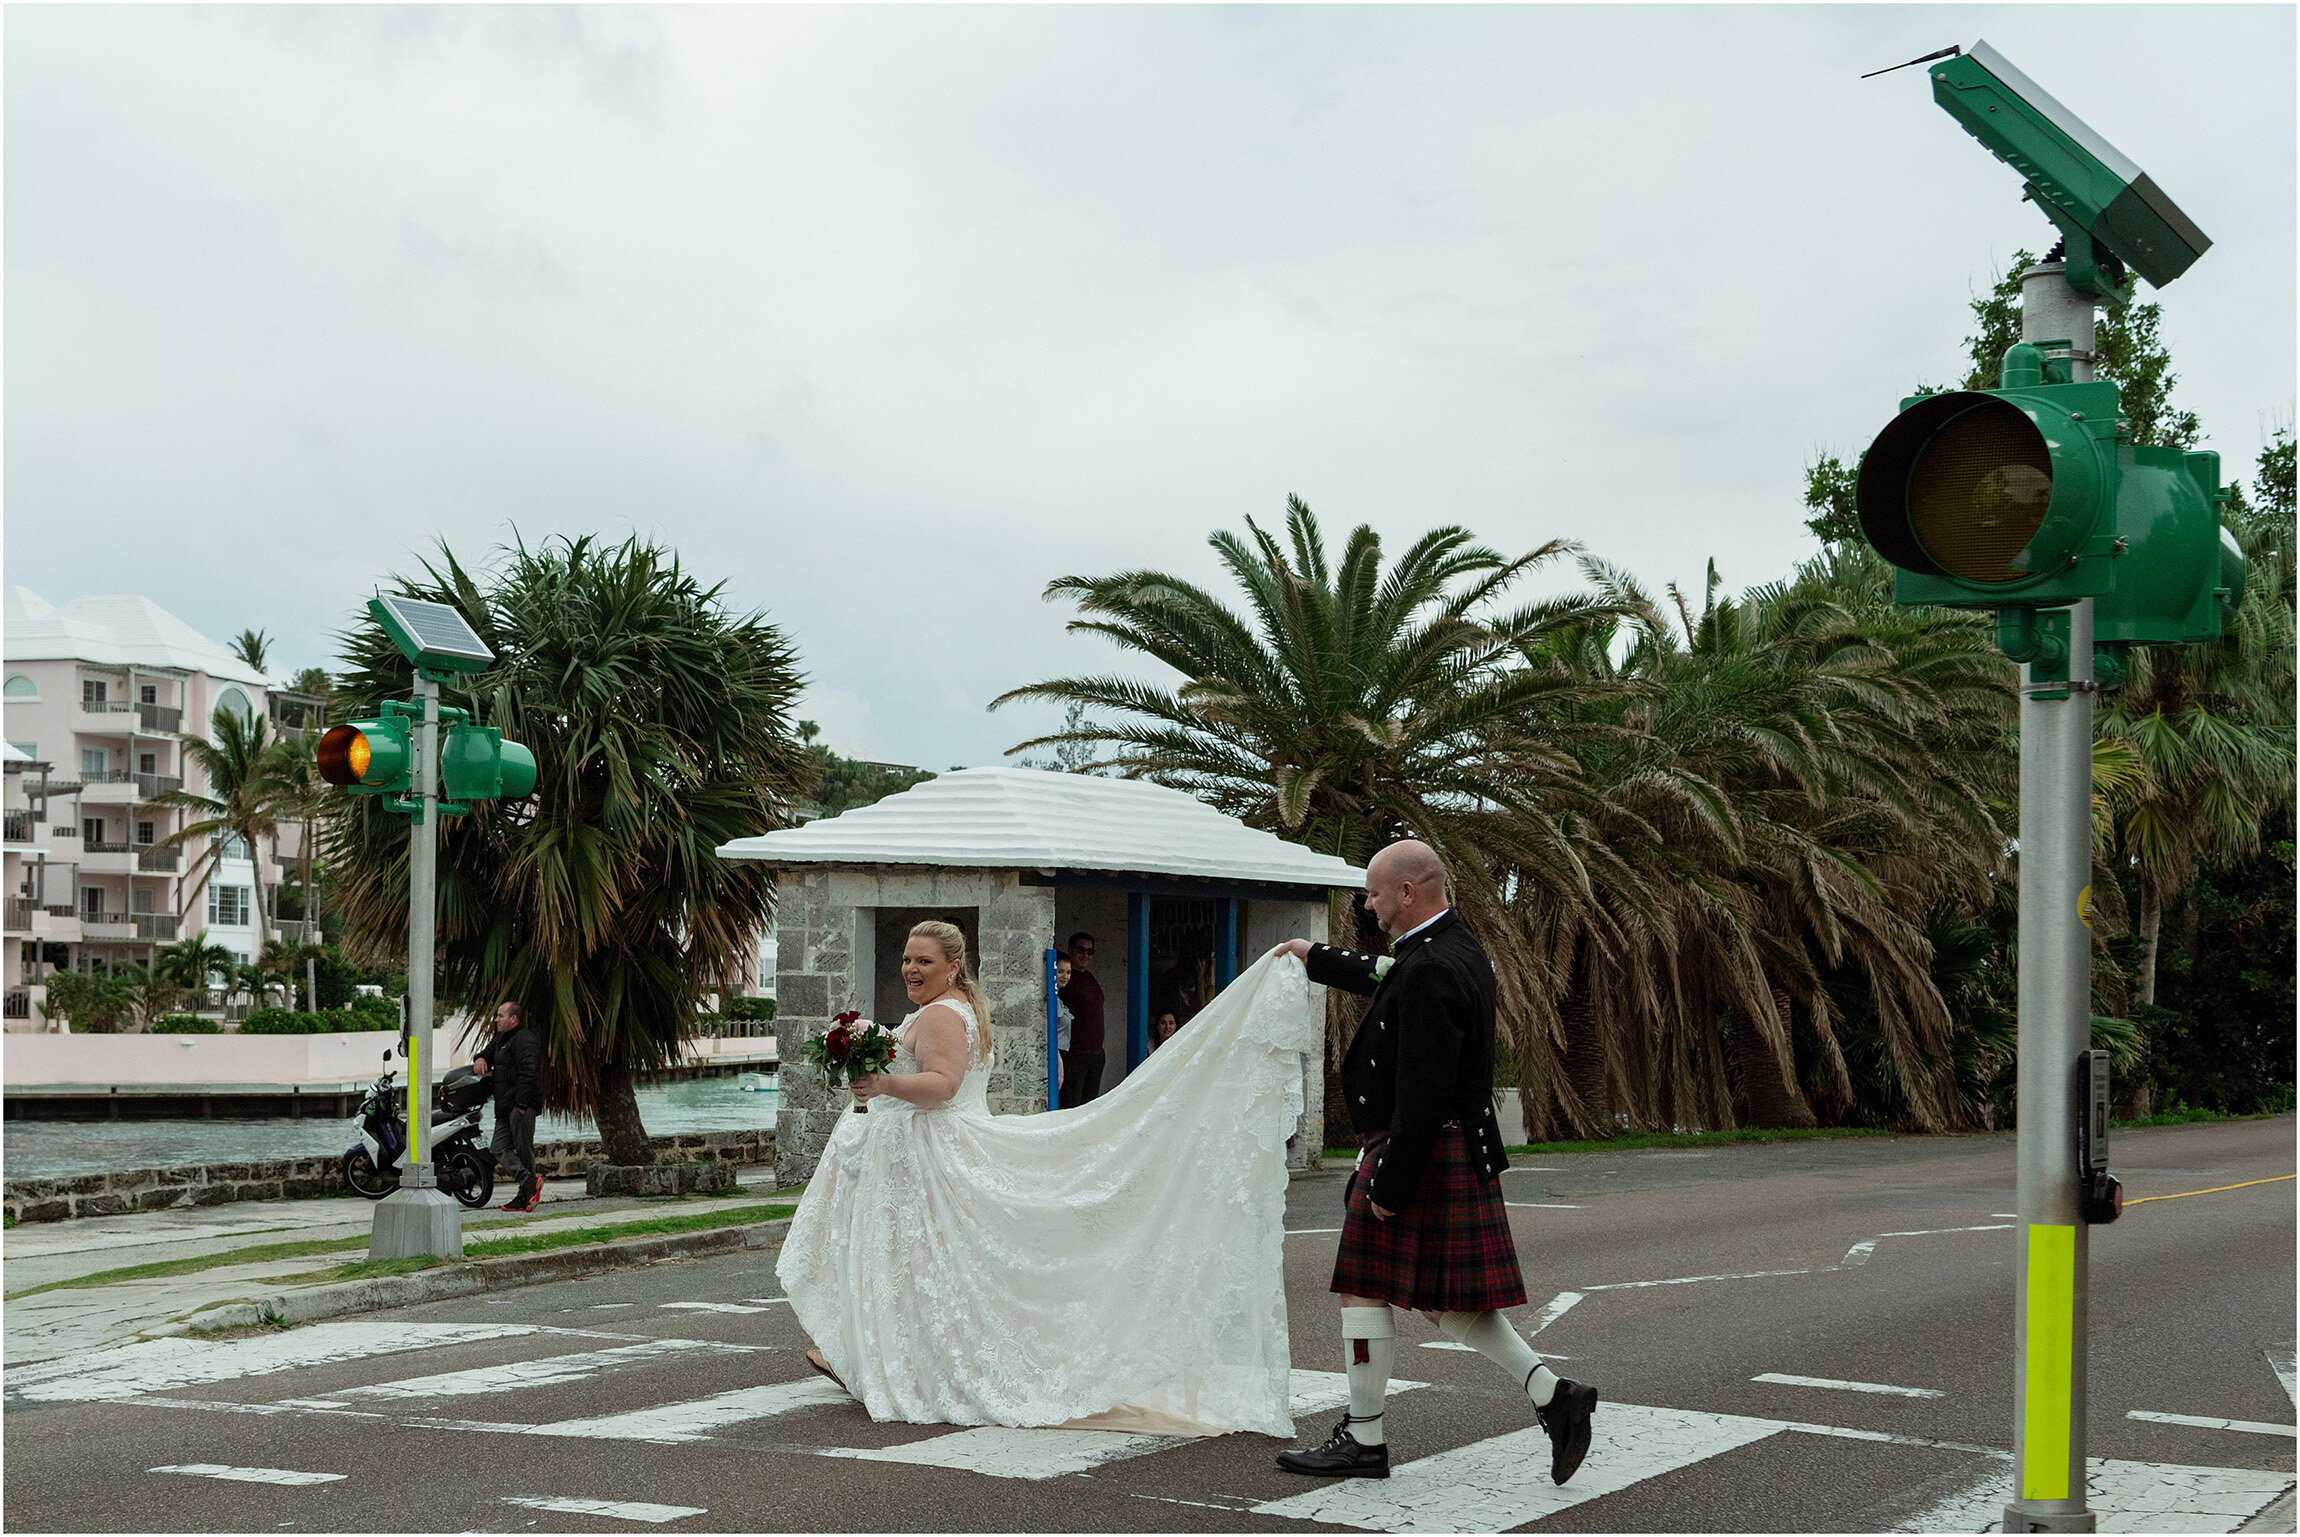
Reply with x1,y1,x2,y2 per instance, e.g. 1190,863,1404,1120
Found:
7,1118,2293,1533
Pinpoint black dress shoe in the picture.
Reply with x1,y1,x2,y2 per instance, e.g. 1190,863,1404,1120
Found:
1274,1415,1391,1479
1535,1378,1598,1485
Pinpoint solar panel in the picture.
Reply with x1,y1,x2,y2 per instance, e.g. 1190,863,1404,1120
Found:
370,596,495,672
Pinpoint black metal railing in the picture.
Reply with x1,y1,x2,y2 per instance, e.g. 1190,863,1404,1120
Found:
134,915,181,940
83,837,132,854
138,846,181,872
4,897,34,931
3,811,29,843
138,703,183,733
134,773,184,799
3,989,29,1020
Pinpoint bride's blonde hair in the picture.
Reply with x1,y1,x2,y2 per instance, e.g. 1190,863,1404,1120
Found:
910,920,993,1062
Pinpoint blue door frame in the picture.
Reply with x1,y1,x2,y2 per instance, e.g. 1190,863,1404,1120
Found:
1214,897,1239,989
1126,892,1151,1071
1043,946,1061,1112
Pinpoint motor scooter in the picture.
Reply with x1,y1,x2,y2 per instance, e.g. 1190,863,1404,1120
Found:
341,1050,497,1209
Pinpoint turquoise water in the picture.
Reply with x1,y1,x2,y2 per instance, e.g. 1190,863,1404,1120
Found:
2,1077,778,1180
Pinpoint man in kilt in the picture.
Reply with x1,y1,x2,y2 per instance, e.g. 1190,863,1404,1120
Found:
1271,840,1599,1484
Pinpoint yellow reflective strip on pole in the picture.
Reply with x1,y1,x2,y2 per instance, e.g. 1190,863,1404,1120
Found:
2023,1223,2076,1499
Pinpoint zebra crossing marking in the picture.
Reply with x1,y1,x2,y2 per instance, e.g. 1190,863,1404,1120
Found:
1752,1373,1944,1399
277,1338,758,1408
150,1464,345,1486
659,1301,776,1314
502,1496,704,1523
2126,1409,2297,1438
7,1323,537,1403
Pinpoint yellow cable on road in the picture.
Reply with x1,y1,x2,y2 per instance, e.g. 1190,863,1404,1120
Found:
2125,1174,2296,1206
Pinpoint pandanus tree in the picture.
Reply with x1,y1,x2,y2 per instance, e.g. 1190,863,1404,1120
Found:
326,535,810,1164
995,496,1635,1133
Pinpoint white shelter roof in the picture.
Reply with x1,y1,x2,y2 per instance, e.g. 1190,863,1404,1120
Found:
3,741,32,763
4,587,270,687
718,766,1364,890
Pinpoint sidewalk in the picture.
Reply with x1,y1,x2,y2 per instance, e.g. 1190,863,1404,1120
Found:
2,1170,787,1366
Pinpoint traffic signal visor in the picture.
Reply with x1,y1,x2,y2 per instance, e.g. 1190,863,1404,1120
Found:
440,723,538,804
317,719,412,794
1856,379,2120,604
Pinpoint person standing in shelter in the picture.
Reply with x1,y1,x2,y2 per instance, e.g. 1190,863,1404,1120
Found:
474,1000,544,1213
1057,931,1106,1108
1053,952,1074,1095
1268,841,1599,1485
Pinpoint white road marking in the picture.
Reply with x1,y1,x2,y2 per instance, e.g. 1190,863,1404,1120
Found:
1752,1373,1944,1399
1505,1202,1583,1210
2268,1343,2296,1408
6,1323,536,1403
1893,1455,2296,1533
817,1426,1177,1479
151,1464,346,1486
2128,1410,2298,1438
589,1303,635,1310
738,1299,790,1308
1287,1368,1430,1416
498,1374,854,1442
1417,1341,1569,1359
1839,1225,2012,1268
1252,1401,1781,1532
275,1339,752,1407
1525,1291,1584,1337
657,1301,774,1314
1286,1228,1344,1236
503,1497,703,1523
1583,1266,1816,1291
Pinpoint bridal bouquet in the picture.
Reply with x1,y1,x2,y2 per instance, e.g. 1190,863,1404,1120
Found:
804,1010,898,1109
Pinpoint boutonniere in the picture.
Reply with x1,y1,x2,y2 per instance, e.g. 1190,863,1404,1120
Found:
1372,956,1395,981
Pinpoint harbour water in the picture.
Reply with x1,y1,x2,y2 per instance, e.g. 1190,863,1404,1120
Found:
2,1077,779,1180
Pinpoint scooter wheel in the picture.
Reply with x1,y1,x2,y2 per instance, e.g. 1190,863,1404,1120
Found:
441,1149,494,1210
343,1146,393,1199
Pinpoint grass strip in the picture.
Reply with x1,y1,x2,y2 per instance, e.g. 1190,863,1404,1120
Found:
9,1201,795,1301
2112,1106,2287,1129
1501,1126,1891,1157
247,1203,797,1288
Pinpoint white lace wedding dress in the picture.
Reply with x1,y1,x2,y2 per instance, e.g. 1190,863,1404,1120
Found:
776,951,1320,1436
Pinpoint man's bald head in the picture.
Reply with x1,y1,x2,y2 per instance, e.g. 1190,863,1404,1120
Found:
1363,839,1450,937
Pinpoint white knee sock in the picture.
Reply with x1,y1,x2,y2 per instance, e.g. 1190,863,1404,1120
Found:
1437,1310,1559,1407
1340,1306,1394,1445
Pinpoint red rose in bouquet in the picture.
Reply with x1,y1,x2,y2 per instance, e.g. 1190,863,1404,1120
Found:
802,1010,899,1111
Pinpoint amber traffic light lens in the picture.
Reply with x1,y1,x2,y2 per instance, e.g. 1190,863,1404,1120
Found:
1907,400,2054,583
317,723,366,786
348,734,370,778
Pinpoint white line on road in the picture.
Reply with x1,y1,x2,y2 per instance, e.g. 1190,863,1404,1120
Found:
1892,1454,2295,1533
1751,1373,1944,1399
150,1464,346,1486
1583,1267,1816,1291
496,1374,854,1442
6,1323,538,1403
658,1301,775,1314
278,1339,753,1406
2128,1410,2298,1438
2269,1343,2296,1408
738,1299,790,1308
1525,1291,1584,1337
1416,1341,1569,1359
1505,1202,1583,1210
503,1497,704,1523
1285,1228,1344,1236
1251,1401,1780,1532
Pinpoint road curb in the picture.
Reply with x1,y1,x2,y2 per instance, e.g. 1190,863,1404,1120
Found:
162,1217,793,1335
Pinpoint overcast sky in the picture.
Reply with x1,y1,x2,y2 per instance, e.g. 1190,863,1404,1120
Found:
8,5,2292,769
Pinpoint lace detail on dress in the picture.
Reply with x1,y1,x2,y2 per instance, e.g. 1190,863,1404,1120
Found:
776,953,1319,1436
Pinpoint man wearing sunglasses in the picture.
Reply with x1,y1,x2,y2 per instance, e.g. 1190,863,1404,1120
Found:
1057,932,1106,1108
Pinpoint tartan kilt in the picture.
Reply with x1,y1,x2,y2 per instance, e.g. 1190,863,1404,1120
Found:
1330,1126,1527,1312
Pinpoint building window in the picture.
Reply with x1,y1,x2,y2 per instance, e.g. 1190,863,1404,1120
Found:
136,820,155,845
7,740,34,761
211,687,253,735
83,679,108,705
207,884,252,927
221,833,250,860
81,746,107,779
81,886,104,918
3,674,37,700
83,816,104,844
138,752,157,775
140,685,157,705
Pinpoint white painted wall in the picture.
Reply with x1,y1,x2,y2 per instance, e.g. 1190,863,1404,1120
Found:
2,1028,776,1087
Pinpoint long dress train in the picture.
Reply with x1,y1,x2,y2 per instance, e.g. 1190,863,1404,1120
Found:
775,951,1321,1435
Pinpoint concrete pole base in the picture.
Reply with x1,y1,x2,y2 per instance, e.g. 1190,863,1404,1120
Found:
370,1165,465,1260
2005,1504,2098,1532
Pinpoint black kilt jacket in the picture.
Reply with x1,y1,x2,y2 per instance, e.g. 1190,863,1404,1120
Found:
1307,908,1509,1213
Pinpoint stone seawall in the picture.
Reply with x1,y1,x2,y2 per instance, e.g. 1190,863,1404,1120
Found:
2,1128,775,1224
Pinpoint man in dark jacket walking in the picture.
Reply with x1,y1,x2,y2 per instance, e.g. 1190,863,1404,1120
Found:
475,1001,543,1213
1269,840,1599,1486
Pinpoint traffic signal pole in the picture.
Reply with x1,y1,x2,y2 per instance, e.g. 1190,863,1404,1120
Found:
2006,262,2098,1535
370,671,463,1261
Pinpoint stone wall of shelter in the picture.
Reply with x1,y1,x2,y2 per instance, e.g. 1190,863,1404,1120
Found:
772,866,1058,1187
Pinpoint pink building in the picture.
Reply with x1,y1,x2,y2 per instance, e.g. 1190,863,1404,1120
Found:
3,588,324,1029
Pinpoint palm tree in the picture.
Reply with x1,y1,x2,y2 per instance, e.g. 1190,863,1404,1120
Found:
327,535,811,1164
154,935,237,1011
150,707,285,953
264,731,330,943
2097,486,2296,1013
231,628,272,675
994,497,1635,1133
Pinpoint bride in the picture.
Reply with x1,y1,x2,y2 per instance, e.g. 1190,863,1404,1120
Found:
776,919,1320,1437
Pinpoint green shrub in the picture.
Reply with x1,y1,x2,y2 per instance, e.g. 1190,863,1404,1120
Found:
727,996,776,1022
347,994,398,1029
152,1015,221,1034
241,1007,391,1035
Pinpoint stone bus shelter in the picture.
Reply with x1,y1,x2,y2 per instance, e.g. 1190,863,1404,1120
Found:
716,767,1364,1187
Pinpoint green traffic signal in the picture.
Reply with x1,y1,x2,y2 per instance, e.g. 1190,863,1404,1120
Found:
1853,349,2242,661
440,722,538,805
317,718,413,795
